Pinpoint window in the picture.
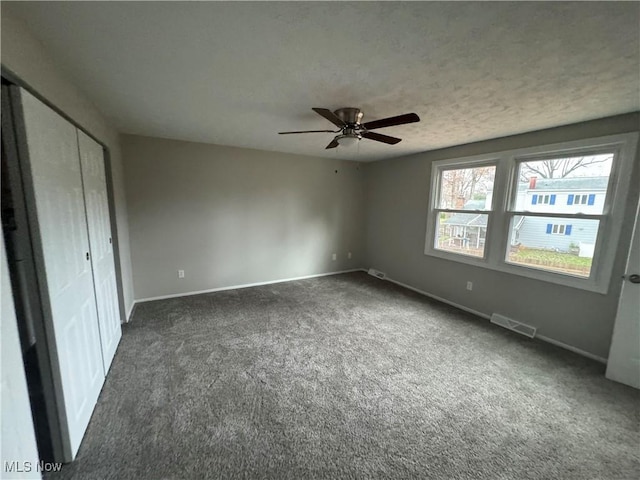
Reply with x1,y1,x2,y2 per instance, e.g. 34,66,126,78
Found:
568,193,595,206
532,194,555,205
425,133,638,293
433,165,496,258
548,224,570,235
505,154,613,278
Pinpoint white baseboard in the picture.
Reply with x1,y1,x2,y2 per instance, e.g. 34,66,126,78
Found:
125,301,136,323
134,268,365,304
536,334,607,364
385,276,490,320
384,275,607,364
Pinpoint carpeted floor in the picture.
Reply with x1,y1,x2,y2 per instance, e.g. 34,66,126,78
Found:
48,272,639,479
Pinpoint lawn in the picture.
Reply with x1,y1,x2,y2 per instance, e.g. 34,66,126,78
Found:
508,248,592,276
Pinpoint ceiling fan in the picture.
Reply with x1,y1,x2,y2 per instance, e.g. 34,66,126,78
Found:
279,108,420,149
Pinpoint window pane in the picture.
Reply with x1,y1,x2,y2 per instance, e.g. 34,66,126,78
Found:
514,153,612,214
439,166,495,210
435,212,488,258
506,215,600,278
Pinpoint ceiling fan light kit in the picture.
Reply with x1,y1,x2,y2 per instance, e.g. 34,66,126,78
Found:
279,107,420,150
336,134,361,147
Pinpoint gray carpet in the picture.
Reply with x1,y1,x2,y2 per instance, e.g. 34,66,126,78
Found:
48,272,639,479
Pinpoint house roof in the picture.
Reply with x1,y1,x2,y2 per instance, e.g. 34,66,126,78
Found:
444,211,525,229
461,199,486,210
442,198,490,226
443,213,488,227
519,176,609,192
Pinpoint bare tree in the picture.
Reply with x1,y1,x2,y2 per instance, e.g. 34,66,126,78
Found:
441,166,494,208
519,155,612,181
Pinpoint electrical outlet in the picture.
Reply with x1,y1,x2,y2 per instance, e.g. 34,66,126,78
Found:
466,281,473,291
332,253,337,261
348,252,352,259
178,269,185,279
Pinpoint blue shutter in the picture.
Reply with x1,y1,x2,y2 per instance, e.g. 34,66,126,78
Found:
532,195,537,205
550,194,556,205
588,194,595,205
546,224,552,234
565,225,572,236
567,194,574,205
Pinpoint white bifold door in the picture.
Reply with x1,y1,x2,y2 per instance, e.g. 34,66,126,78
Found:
78,131,122,373
15,88,121,461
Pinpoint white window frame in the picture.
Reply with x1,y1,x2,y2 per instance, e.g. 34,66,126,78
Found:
424,133,638,294
430,160,498,260
551,224,567,235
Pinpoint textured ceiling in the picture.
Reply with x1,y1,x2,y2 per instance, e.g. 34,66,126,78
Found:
4,1,639,162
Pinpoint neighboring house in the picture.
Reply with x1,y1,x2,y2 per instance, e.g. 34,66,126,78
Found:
441,200,487,250
512,177,607,256
442,177,607,257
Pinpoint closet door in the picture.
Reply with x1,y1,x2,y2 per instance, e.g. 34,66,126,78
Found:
78,131,122,373
15,88,104,461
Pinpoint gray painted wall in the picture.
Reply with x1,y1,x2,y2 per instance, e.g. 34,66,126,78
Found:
122,135,365,300
364,113,640,359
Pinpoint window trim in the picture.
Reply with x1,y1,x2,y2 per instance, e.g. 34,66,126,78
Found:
424,133,638,294
431,161,498,260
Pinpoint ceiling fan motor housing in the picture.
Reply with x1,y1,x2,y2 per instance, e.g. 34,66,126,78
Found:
334,108,364,127
335,108,364,143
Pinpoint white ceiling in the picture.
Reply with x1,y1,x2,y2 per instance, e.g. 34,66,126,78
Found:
4,1,639,162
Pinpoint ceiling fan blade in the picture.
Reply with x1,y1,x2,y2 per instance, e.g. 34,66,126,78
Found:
312,108,346,128
279,130,338,134
361,131,402,145
325,138,340,149
362,113,420,130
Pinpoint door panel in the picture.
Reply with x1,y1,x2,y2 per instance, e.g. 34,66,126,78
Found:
78,131,122,373
17,89,104,460
606,202,640,388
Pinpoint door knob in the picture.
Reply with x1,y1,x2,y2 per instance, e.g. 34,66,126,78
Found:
627,274,640,284
86,252,90,261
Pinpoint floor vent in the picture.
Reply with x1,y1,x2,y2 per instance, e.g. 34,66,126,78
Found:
367,268,386,280
490,313,537,338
